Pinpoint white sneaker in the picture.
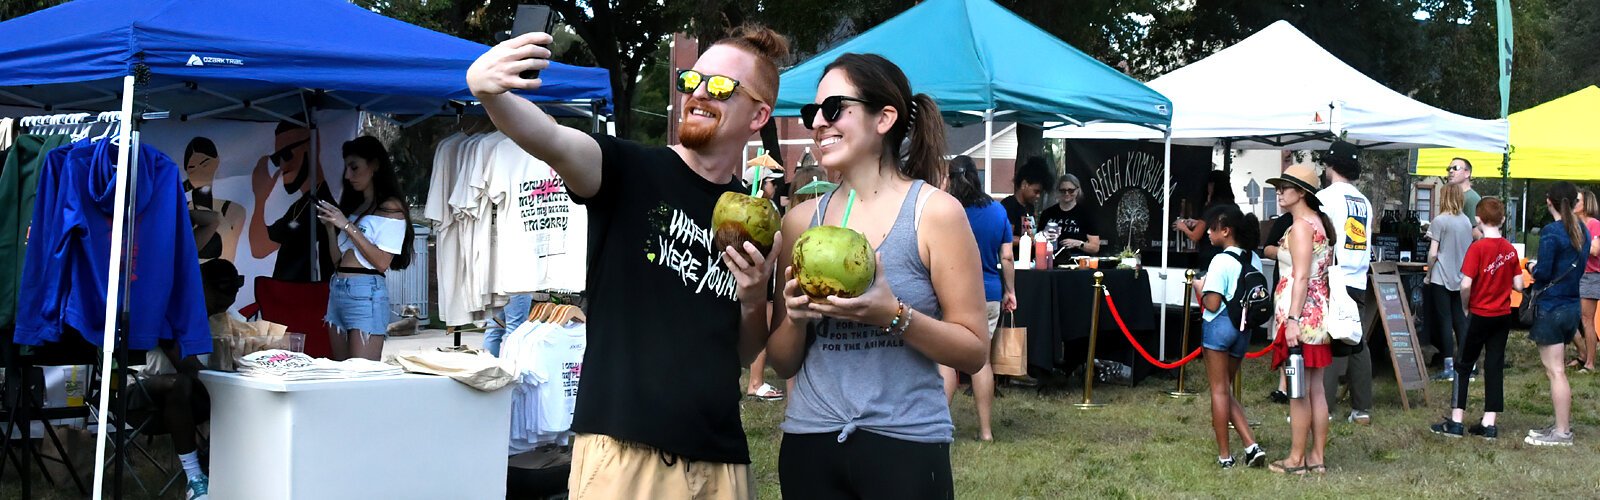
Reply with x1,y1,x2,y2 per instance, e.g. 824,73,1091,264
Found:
1525,430,1575,447
1348,410,1371,425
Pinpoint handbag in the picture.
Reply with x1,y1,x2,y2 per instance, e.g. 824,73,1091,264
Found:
990,312,1028,376
1519,261,1578,327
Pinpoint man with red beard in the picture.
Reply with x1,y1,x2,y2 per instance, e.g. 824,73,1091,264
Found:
469,25,789,499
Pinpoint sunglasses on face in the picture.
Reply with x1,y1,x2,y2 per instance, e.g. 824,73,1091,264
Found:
676,69,758,102
800,95,874,130
271,138,310,165
1059,187,1078,194
1447,165,1467,173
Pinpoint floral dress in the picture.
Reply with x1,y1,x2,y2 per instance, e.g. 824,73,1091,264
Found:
1272,215,1333,369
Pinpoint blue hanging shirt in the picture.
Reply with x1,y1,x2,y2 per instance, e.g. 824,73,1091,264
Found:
14,138,211,357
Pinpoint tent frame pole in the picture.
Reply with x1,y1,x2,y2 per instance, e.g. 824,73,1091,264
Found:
984,109,994,195
1159,132,1172,360
91,73,138,500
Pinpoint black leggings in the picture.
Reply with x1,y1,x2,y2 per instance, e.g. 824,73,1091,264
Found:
779,431,954,500
1425,283,1466,362
1452,313,1512,413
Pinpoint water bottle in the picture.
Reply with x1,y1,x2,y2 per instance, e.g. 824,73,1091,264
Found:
1285,346,1306,399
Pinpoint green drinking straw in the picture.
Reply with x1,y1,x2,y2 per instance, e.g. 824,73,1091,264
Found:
842,189,857,228
750,166,763,197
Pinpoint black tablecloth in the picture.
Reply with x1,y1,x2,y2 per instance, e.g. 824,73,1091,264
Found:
1014,269,1156,374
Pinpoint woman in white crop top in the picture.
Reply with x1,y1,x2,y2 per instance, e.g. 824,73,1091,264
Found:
314,136,415,361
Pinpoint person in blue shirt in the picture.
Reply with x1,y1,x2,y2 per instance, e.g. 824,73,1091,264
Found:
938,155,1014,442
1525,181,1587,447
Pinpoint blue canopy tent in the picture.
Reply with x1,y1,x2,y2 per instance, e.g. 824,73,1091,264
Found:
0,0,610,495
0,0,612,122
774,0,1184,357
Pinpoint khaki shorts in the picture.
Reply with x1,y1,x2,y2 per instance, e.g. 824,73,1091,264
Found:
569,433,754,500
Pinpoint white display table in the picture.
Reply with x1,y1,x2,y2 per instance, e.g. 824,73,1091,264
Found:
199,371,512,500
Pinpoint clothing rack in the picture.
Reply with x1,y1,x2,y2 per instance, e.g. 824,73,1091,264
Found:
14,78,171,499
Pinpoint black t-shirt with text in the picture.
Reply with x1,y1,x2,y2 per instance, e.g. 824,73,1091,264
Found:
569,135,749,464
1001,195,1031,238
1039,202,1099,256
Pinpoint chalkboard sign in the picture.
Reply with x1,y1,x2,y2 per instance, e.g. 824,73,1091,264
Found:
1372,274,1429,409
1372,234,1401,262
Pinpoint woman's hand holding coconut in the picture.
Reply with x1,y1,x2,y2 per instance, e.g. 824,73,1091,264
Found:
800,252,900,328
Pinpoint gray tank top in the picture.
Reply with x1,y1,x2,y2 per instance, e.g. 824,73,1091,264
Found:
781,180,953,444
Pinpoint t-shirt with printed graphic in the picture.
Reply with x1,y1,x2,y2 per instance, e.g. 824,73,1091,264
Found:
486,139,589,294
568,134,748,464
1038,202,1099,257
531,322,586,440
1315,182,1372,291
1461,237,1519,317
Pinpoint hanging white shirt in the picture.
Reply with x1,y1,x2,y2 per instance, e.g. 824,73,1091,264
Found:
531,322,586,440
487,140,588,295
437,133,489,325
423,133,467,225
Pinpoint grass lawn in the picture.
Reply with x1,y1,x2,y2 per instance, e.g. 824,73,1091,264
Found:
741,331,1600,498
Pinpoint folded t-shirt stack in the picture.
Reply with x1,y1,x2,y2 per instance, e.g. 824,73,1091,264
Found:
237,350,404,380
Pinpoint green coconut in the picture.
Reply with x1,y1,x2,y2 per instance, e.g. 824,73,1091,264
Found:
712,192,781,255
793,225,875,299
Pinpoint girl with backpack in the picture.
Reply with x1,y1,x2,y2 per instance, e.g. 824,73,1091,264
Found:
1195,204,1267,469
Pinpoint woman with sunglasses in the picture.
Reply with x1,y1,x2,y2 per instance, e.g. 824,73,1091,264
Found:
1039,173,1100,258
767,53,987,499
1264,165,1335,475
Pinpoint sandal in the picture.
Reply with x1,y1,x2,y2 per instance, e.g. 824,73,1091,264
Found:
1268,460,1308,475
747,383,785,401
1308,464,1327,475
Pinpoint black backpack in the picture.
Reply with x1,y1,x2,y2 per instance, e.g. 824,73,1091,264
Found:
1225,249,1274,330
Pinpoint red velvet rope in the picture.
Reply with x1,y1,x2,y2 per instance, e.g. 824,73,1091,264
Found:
1099,289,1277,367
1102,292,1202,369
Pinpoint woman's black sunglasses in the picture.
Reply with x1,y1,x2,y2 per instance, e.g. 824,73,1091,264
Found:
800,95,873,130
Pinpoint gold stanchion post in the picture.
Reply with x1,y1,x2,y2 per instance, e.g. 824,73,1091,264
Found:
1075,272,1107,409
1168,269,1199,397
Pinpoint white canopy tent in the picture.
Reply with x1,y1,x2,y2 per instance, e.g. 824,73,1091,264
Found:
1046,20,1506,360
1048,21,1508,152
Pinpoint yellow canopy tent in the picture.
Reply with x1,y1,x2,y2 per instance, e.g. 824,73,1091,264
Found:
1417,86,1600,180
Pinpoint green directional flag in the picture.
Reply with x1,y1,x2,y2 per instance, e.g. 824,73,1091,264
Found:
1497,0,1514,118
1496,0,1514,195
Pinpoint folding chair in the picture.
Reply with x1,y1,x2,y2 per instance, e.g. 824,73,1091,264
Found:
0,330,91,498
86,352,212,498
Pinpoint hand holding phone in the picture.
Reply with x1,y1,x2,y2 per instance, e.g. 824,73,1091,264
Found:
511,5,558,81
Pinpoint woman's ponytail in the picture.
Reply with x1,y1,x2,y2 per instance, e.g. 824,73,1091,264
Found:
902,93,947,186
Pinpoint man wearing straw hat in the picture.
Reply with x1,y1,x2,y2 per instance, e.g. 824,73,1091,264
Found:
469,24,790,499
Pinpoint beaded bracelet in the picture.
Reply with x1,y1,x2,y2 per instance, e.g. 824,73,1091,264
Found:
883,300,907,334
893,307,914,336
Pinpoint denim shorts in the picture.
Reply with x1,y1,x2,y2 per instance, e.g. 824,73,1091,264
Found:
1528,302,1580,346
325,274,390,335
1202,311,1249,358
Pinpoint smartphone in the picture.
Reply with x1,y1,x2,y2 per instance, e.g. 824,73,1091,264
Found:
511,4,557,81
